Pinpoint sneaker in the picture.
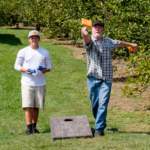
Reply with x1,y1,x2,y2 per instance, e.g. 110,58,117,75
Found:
33,128,40,134
94,130,105,137
32,123,40,134
25,128,33,135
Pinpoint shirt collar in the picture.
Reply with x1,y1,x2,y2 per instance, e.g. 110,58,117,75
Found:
29,45,40,50
91,35,104,42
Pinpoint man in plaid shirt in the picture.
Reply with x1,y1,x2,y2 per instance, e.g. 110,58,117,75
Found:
81,20,137,136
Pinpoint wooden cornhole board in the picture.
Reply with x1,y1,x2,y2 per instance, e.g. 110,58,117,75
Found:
50,115,93,140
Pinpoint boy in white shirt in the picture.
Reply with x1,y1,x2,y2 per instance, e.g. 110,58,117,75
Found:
14,30,52,135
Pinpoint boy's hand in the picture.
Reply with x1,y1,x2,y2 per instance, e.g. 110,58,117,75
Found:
20,67,28,72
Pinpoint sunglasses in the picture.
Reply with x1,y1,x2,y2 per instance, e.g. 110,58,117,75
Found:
29,36,39,39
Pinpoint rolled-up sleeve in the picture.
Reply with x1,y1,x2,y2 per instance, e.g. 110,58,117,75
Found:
110,39,121,49
14,50,24,71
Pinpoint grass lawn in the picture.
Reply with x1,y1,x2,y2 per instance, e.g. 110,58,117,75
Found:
0,28,149,150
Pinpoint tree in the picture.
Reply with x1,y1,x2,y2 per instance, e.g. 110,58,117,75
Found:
0,0,23,26
0,0,149,95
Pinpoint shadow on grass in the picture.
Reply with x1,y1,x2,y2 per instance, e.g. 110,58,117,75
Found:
107,128,150,135
113,75,138,82
42,128,50,133
0,34,22,45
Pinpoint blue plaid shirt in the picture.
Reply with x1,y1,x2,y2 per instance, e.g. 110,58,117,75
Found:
84,36,120,81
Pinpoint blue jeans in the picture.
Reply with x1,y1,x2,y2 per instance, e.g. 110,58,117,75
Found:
87,76,112,132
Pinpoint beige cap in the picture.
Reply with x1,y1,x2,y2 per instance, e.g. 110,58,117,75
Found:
28,30,40,38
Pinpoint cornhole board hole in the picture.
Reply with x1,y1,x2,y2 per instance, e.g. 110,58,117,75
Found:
50,115,93,140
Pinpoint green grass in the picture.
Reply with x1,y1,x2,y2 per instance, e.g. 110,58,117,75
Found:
0,28,149,150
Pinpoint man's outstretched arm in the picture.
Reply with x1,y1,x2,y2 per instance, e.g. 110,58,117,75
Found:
118,41,138,52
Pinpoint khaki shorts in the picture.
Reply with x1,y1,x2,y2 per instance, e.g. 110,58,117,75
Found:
21,84,46,109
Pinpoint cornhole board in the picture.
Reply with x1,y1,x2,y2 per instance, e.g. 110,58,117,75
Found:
50,115,93,140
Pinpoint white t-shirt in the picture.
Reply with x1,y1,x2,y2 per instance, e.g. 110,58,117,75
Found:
14,46,52,86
